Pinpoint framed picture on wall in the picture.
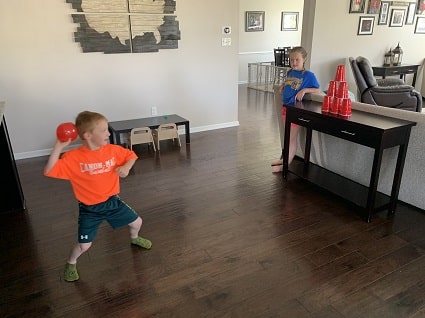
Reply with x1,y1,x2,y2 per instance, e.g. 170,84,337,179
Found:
390,9,406,27
378,1,390,24
245,11,265,32
406,2,417,24
415,16,425,33
367,0,381,14
357,16,375,35
281,12,299,31
417,0,425,14
349,0,366,13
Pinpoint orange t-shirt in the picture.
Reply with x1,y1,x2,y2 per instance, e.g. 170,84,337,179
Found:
45,144,137,205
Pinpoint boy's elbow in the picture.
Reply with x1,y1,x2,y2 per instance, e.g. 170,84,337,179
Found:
43,165,52,176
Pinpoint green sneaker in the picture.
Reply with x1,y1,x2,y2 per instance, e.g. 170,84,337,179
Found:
64,263,79,282
131,237,152,249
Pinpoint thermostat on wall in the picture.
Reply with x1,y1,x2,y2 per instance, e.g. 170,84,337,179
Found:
222,26,231,34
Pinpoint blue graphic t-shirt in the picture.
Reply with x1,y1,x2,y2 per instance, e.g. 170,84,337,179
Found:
282,69,320,105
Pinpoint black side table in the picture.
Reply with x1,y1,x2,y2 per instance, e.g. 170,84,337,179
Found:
372,64,419,86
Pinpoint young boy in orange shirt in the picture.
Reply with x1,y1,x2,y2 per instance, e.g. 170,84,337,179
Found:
44,111,151,282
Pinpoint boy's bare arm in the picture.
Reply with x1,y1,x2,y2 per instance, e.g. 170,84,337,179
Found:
305,87,322,94
44,140,70,175
116,158,136,178
279,82,285,93
295,87,322,101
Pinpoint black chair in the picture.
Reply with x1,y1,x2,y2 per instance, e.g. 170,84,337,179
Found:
274,47,290,67
273,47,291,86
349,56,422,112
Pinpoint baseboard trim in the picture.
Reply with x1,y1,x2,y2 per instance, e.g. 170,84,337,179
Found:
185,121,239,134
15,121,240,160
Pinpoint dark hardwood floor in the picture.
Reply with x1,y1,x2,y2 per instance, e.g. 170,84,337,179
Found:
2,85,425,318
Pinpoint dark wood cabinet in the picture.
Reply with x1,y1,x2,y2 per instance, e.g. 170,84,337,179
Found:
1,116,26,213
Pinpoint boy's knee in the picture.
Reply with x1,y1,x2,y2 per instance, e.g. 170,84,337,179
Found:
79,242,92,252
130,216,142,228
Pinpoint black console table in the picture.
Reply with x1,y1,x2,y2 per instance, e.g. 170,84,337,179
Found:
372,64,419,86
282,100,416,222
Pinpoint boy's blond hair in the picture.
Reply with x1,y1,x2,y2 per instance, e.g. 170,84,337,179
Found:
290,46,308,60
75,111,108,139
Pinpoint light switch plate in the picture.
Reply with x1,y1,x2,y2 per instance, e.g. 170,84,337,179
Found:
221,38,231,46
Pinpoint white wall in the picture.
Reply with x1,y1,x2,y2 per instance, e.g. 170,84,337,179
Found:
0,0,239,159
238,0,304,83
2,0,424,159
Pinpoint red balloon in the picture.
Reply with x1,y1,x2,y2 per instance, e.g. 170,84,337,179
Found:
56,122,78,142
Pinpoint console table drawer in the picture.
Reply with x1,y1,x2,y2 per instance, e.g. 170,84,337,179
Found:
289,112,322,129
385,68,416,75
319,123,381,147
287,110,380,147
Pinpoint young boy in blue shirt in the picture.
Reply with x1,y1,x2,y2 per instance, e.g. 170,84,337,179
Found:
272,46,321,170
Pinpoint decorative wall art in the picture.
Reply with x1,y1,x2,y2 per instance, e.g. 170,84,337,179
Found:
357,16,375,34
66,0,181,54
391,1,408,6
245,11,265,32
415,16,425,33
406,2,417,24
390,8,406,27
349,0,366,13
367,0,381,14
281,12,299,31
417,0,425,14
378,1,390,25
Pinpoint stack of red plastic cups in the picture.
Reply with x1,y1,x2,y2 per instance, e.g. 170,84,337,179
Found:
322,82,334,113
321,64,351,117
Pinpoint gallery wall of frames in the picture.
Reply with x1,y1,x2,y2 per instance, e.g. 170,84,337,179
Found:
349,0,425,35
244,11,299,32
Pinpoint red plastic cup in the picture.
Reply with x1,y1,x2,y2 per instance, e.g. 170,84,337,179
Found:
322,96,332,112
327,81,336,96
331,97,342,115
339,98,352,117
337,81,348,98
335,64,346,82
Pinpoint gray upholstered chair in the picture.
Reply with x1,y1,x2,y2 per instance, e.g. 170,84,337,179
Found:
349,56,422,112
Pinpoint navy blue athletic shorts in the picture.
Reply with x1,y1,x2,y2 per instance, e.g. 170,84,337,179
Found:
77,195,139,243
